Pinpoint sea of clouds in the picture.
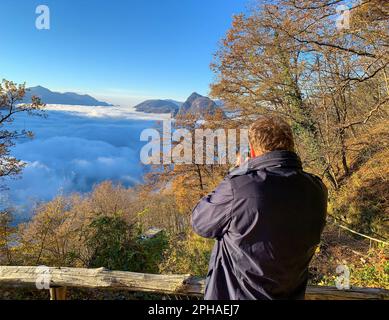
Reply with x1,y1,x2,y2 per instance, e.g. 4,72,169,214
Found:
1,105,169,222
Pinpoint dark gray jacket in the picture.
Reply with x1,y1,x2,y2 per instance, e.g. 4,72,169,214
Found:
191,150,327,300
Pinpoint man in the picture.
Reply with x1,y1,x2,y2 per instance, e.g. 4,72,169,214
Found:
191,115,327,300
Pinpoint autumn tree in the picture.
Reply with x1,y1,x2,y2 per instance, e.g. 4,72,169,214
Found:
210,0,389,188
146,109,241,215
17,196,77,266
0,80,45,188
0,210,15,264
15,181,176,267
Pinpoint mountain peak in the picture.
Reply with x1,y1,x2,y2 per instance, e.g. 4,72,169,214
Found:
133,92,223,118
188,92,202,99
178,92,223,117
29,85,50,91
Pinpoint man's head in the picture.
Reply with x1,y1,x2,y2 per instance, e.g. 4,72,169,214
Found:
248,115,295,158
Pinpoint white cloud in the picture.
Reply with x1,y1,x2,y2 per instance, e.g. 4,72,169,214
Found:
1,105,163,220
44,104,172,121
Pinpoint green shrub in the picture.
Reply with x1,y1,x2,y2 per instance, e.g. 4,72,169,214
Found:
159,231,214,276
87,216,143,271
87,216,169,273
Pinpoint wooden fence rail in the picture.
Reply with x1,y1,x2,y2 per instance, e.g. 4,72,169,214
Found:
0,266,388,300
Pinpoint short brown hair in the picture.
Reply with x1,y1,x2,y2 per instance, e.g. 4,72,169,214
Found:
249,115,295,154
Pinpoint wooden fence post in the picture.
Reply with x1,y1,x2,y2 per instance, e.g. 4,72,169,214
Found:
49,287,67,300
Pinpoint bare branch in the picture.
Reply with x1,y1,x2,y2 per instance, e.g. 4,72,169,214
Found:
341,97,389,129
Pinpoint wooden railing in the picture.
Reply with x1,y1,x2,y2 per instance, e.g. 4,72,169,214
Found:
1,266,388,300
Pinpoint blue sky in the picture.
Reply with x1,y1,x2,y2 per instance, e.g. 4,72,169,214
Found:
0,0,249,105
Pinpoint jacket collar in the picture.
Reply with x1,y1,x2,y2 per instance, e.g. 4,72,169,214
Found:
229,150,302,176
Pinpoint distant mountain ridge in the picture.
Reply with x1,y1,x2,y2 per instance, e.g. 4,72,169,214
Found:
134,99,179,115
165,99,183,107
23,86,112,106
135,92,223,117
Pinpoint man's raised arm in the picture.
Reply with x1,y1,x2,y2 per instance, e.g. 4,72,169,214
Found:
191,178,234,239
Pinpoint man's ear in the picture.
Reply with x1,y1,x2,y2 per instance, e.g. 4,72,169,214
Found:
249,143,256,158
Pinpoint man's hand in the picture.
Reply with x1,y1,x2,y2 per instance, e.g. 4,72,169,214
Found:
235,152,250,167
